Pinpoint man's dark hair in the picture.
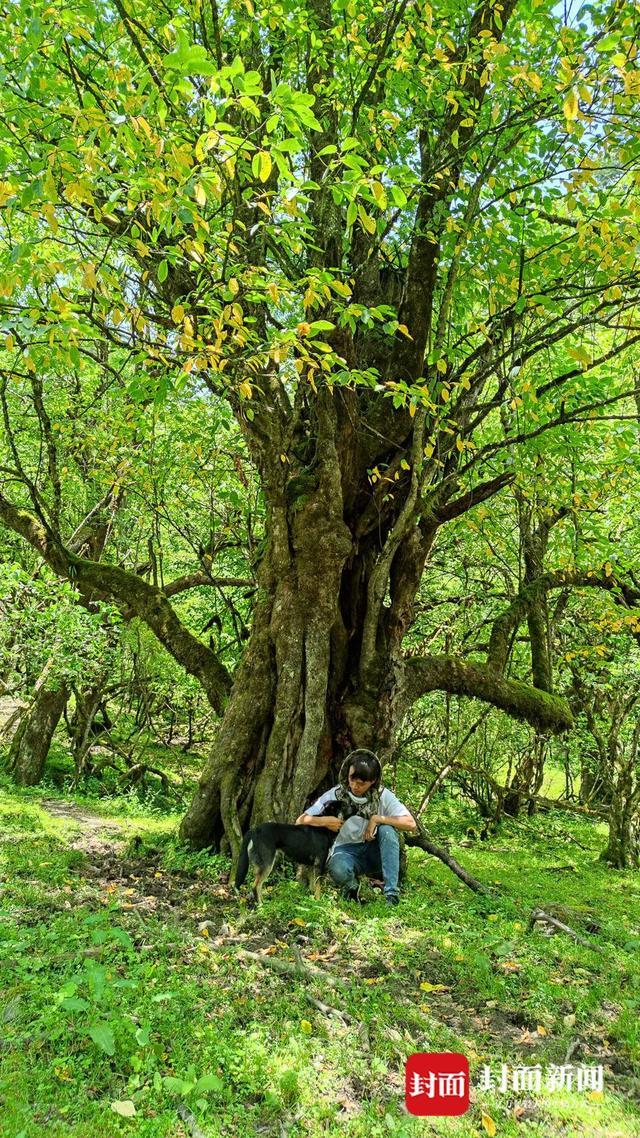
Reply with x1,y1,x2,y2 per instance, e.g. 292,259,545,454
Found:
346,749,381,784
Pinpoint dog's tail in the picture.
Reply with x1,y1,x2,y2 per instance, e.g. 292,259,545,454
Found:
235,831,252,888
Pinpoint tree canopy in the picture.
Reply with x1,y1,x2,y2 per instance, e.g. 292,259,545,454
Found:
1,0,640,853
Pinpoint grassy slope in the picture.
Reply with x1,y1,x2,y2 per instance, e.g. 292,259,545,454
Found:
0,774,639,1138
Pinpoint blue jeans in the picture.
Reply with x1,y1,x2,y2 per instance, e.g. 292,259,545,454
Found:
327,825,400,899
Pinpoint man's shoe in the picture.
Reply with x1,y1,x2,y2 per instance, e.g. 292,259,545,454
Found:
385,894,400,907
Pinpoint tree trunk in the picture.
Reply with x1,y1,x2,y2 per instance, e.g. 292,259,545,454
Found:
7,680,68,786
180,391,432,853
69,680,111,780
601,780,640,869
600,749,640,869
504,735,548,817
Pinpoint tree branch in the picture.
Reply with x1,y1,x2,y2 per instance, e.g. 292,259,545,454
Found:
404,654,573,733
0,495,232,713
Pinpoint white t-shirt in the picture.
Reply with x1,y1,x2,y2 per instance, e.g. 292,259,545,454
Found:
305,786,410,860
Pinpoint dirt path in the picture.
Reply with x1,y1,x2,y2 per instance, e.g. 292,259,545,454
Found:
40,797,128,856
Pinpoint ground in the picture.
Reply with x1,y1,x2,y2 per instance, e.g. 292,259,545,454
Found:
0,770,639,1138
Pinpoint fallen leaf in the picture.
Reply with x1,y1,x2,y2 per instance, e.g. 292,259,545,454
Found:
111,1100,136,1118
481,1110,497,1136
420,982,450,993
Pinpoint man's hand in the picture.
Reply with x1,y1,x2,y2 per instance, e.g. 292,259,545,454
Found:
364,815,380,841
319,815,344,833
296,813,343,832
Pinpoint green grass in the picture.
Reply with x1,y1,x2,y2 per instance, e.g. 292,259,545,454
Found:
0,774,639,1138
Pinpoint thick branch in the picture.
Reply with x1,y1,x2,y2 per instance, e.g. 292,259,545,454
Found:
163,572,254,597
488,569,640,674
0,495,232,713
404,654,573,733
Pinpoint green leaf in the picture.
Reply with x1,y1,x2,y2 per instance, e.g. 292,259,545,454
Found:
88,1023,115,1056
157,260,168,283
164,37,217,77
60,997,89,1012
193,1073,224,1094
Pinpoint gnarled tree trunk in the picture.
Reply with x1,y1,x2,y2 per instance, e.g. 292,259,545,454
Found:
8,675,68,786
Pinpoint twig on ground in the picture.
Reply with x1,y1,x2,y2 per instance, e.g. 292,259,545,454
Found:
177,1104,208,1138
305,995,352,1023
529,908,603,953
237,948,346,989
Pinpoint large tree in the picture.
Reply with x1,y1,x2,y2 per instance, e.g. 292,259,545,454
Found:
1,0,639,850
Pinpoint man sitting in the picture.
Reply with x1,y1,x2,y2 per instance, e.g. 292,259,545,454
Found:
296,749,416,906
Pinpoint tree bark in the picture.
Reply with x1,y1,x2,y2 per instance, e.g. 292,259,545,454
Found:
7,678,68,786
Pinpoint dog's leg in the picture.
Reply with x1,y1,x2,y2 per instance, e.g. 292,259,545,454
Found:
252,855,276,905
296,865,310,890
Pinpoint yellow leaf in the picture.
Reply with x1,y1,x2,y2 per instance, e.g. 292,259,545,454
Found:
588,1091,604,1102
5,334,14,351
604,561,612,577
419,982,449,992
408,402,416,418
83,263,98,289
481,1111,497,1137
563,90,579,120
300,1019,313,1034
372,180,387,208
297,322,311,337
440,386,450,402
396,323,412,339
42,202,58,233
171,305,185,324
258,151,272,183
290,918,306,926
194,182,207,206
436,357,447,374
239,381,252,399
536,1024,547,1035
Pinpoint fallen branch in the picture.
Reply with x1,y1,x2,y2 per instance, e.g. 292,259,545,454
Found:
529,908,603,953
237,948,346,989
405,827,492,895
177,1104,208,1138
305,994,352,1023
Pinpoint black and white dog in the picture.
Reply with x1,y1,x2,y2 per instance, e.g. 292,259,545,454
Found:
235,800,355,904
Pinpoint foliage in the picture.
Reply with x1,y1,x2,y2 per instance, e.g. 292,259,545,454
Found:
1,779,639,1137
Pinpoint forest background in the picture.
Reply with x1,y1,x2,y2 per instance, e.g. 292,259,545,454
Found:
0,0,639,1134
